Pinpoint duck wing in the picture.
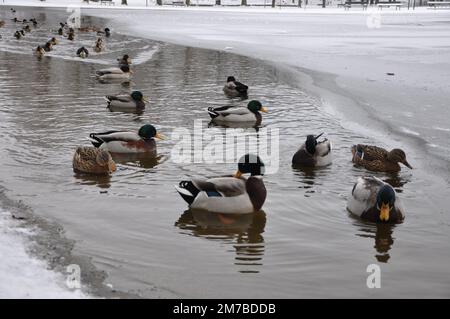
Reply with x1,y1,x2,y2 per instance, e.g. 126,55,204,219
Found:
353,144,388,161
105,94,132,103
316,139,332,157
96,67,123,76
208,106,250,119
234,81,248,93
348,176,384,216
89,130,140,147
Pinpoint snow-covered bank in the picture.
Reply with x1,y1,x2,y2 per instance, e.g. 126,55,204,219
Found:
0,209,89,298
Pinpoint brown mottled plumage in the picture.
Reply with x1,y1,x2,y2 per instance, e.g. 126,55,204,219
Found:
0,20,6,28
73,146,116,175
351,144,412,173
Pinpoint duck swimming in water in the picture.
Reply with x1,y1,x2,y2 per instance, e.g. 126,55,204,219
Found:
175,154,267,214
347,176,405,223
292,133,332,168
14,31,22,39
0,20,5,28
351,144,412,173
105,91,148,111
97,27,111,37
223,76,248,98
117,54,131,67
76,46,89,59
23,25,31,32
96,65,133,81
34,46,45,58
208,100,267,126
94,38,103,53
43,42,53,52
89,124,164,154
72,146,116,175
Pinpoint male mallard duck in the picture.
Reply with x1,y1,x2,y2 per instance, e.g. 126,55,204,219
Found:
73,146,116,175
208,100,267,125
117,54,131,67
351,144,412,173
223,76,248,98
34,46,45,58
89,124,163,154
292,133,332,167
76,46,89,59
347,176,405,223
105,91,148,111
31,18,37,27
14,31,22,39
96,65,132,80
97,27,111,37
175,154,267,214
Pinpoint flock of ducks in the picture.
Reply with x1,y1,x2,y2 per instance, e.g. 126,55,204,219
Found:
2,9,413,224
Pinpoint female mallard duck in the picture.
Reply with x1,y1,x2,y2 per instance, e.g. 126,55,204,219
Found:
105,91,148,111
0,20,5,28
34,46,45,58
94,38,103,53
23,25,31,32
96,65,132,81
208,100,267,125
76,46,89,59
223,76,248,98
175,154,267,214
89,124,163,154
292,133,332,167
347,176,405,223
72,146,116,175
48,37,58,45
68,31,75,41
351,144,412,173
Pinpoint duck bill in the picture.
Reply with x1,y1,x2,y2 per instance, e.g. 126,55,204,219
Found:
233,170,242,178
155,133,166,140
315,132,324,140
403,160,413,169
379,203,390,222
260,107,268,113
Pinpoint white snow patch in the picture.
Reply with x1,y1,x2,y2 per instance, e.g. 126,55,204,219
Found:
0,209,90,299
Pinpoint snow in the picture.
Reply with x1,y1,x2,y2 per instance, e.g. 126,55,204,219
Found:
0,209,89,298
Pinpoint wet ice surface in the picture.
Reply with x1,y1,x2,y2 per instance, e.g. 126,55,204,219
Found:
0,8,450,298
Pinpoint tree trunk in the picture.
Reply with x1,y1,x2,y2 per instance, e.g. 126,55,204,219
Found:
157,0,162,5
242,0,247,5
272,0,276,7
121,0,128,5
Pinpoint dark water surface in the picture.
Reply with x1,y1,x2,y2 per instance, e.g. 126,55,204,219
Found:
1,8,449,297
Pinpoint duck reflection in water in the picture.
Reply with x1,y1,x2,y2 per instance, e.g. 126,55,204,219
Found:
111,153,162,169
175,209,267,273
355,221,395,263
73,172,112,189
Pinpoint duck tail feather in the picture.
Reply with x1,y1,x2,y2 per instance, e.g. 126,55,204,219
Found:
175,181,200,205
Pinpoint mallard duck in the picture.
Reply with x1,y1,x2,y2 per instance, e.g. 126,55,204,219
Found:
96,65,133,80
31,19,37,27
208,100,267,125
68,32,75,41
89,124,163,154
43,42,53,52
14,31,22,39
223,76,248,98
292,133,332,167
34,46,45,58
58,28,64,36
48,37,58,45
105,91,148,111
0,20,5,28
347,176,405,223
117,54,131,67
23,25,31,32
76,46,89,59
175,154,267,214
97,27,111,37
73,146,116,175
351,144,412,173
94,38,103,53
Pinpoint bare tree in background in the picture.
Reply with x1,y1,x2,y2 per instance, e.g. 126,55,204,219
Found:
121,0,128,5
